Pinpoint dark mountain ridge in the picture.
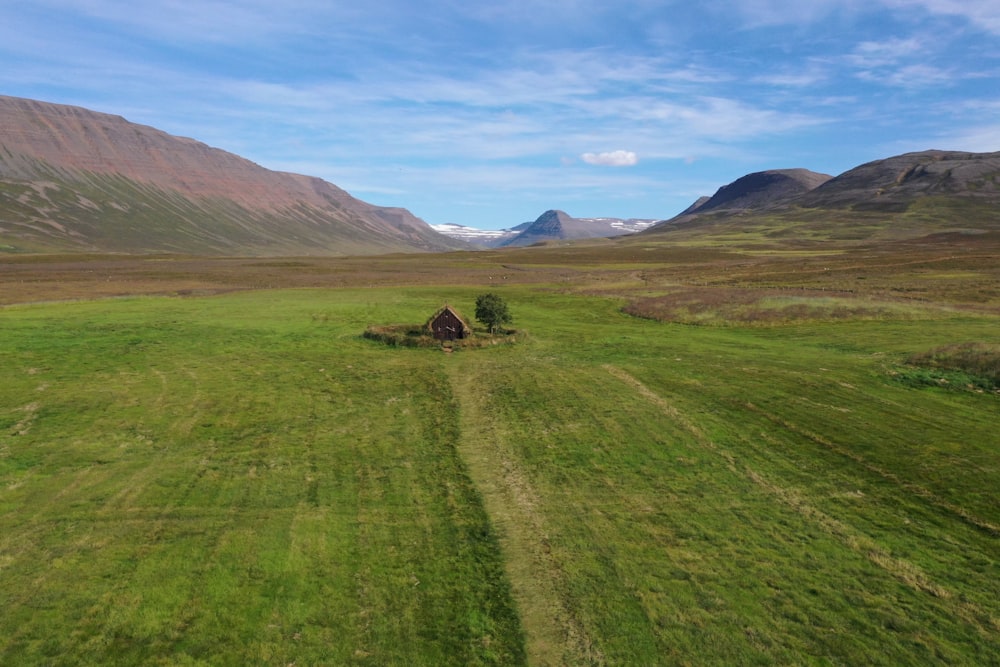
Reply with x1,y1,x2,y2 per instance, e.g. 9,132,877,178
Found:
669,151,1000,221
0,95,464,255
687,169,832,214
648,150,1000,242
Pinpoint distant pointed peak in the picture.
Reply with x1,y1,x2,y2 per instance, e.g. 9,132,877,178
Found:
535,209,573,222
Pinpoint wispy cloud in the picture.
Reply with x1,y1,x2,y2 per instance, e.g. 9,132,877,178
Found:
718,0,864,27
932,124,1000,152
35,0,357,44
883,0,1000,35
841,36,966,88
912,99,1000,152
752,68,830,88
715,0,1000,33
846,37,926,68
857,63,956,87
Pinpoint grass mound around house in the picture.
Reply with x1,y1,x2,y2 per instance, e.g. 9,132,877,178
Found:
363,323,523,348
362,323,435,347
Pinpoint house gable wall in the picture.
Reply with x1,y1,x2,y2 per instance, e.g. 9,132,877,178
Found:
430,308,469,340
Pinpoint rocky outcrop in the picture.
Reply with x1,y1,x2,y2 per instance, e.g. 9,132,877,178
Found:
797,150,1000,212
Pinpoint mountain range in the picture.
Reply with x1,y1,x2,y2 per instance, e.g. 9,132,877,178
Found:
671,152,1000,218
2,95,999,255
652,150,1000,241
429,222,531,247
433,213,657,248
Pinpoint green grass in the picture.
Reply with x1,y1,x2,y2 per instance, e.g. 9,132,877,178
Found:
1,284,998,664
0,292,524,665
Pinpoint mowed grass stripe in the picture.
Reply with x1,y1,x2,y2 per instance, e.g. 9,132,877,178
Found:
447,357,601,666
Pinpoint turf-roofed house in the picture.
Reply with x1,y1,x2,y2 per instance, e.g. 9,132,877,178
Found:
428,305,471,341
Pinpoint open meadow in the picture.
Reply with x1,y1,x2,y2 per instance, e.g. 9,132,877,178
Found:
1,233,999,665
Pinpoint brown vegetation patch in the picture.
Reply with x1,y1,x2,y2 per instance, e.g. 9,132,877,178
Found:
906,342,1000,389
623,287,907,325
0,253,559,306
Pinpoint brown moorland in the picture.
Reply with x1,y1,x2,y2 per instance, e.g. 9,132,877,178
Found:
2,230,997,319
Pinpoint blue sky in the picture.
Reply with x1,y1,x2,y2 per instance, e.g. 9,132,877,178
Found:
3,1,999,229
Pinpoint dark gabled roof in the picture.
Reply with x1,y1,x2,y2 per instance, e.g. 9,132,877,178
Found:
425,304,472,333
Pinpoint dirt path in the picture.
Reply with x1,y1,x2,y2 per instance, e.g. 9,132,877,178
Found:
446,361,601,666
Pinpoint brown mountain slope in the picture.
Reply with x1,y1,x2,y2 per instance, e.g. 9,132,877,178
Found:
0,95,464,255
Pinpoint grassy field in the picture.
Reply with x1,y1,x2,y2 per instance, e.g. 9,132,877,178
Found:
1,236,999,664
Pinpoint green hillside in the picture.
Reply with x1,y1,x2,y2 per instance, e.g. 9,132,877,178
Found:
645,196,1000,247
0,158,454,256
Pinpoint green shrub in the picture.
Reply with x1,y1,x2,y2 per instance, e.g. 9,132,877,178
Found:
897,342,1000,392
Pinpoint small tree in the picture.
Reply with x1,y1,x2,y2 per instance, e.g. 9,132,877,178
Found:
475,293,512,334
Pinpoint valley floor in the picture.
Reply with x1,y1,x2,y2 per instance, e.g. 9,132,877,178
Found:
1,241,998,664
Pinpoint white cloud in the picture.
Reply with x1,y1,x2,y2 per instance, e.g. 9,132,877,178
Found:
581,150,639,166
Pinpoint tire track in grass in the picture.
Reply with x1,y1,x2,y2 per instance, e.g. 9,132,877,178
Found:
447,362,603,667
151,368,169,412
603,364,1000,638
741,400,1000,537
173,367,205,437
9,401,40,436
